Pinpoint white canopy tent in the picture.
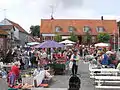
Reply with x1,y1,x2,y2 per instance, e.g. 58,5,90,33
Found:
59,40,75,44
66,43,73,46
106,51,114,54
95,43,110,47
27,42,40,46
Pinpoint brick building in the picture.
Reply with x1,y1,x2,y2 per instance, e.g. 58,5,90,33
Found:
40,18,117,44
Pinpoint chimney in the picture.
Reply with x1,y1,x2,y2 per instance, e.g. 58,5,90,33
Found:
101,16,104,20
51,15,54,20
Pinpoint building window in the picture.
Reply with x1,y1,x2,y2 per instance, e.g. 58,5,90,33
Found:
68,26,76,32
96,26,104,32
83,26,90,32
55,26,62,32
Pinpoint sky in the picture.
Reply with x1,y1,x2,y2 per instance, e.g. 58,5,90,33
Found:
0,0,120,32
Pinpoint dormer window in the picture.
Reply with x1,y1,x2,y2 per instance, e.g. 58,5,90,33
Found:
83,26,90,32
68,26,76,32
55,26,62,32
96,26,104,32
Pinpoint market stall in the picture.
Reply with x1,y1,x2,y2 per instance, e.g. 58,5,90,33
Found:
34,40,66,75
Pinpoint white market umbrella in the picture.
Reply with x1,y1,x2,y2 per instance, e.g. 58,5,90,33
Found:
95,43,110,47
66,43,73,46
106,51,114,54
27,42,40,46
59,40,75,44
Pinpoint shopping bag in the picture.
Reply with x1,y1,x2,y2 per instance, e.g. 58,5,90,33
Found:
29,60,32,66
69,61,73,70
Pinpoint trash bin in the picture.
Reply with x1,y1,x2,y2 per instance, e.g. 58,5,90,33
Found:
68,75,81,90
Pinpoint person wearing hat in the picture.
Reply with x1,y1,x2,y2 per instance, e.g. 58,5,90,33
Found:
70,49,80,75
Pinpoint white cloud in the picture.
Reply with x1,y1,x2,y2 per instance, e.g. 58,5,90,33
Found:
54,8,95,19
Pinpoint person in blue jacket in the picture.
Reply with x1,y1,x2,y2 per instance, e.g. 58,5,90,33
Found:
101,52,109,65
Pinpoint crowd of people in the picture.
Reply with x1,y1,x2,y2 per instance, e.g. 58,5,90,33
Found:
0,44,120,89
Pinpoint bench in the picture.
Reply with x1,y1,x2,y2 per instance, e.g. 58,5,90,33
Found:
90,75,120,79
95,80,120,83
90,72,117,75
93,76,120,80
95,80,120,86
95,86,120,89
89,68,119,72
93,76,120,88
89,69,119,77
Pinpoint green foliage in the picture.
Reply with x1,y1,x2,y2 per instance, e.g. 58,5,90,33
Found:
117,21,120,32
117,21,120,26
30,25,40,37
54,33,62,42
69,32,78,42
97,33,111,43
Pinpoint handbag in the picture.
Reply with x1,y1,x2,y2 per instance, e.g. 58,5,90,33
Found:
69,61,73,70
29,60,32,66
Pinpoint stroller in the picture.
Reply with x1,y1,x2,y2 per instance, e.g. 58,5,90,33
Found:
68,75,81,90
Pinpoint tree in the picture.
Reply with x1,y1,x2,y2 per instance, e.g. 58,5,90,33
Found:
54,33,62,42
83,31,92,44
97,33,111,43
30,25,40,37
117,21,120,35
69,32,78,42
117,21,120,27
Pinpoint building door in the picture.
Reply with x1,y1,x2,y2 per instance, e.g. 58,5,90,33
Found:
78,36,82,44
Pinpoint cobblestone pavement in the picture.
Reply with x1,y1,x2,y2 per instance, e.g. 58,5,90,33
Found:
49,61,95,90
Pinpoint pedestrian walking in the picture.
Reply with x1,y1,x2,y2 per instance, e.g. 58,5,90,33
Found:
70,49,80,75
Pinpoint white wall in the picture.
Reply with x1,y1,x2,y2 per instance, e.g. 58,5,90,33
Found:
19,32,28,46
0,19,28,46
0,19,19,40
14,27,19,40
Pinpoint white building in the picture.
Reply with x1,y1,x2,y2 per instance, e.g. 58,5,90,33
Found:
0,18,29,47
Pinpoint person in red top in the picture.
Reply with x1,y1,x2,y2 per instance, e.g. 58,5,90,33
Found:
11,62,20,78
8,62,20,87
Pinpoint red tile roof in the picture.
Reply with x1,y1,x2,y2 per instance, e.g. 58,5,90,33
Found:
40,19,117,35
0,25,14,30
6,19,27,33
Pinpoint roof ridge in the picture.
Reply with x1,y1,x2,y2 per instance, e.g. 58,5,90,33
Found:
5,18,18,24
5,18,28,33
41,19,117,21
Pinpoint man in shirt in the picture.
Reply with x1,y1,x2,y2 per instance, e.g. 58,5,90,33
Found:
70,50,80,75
